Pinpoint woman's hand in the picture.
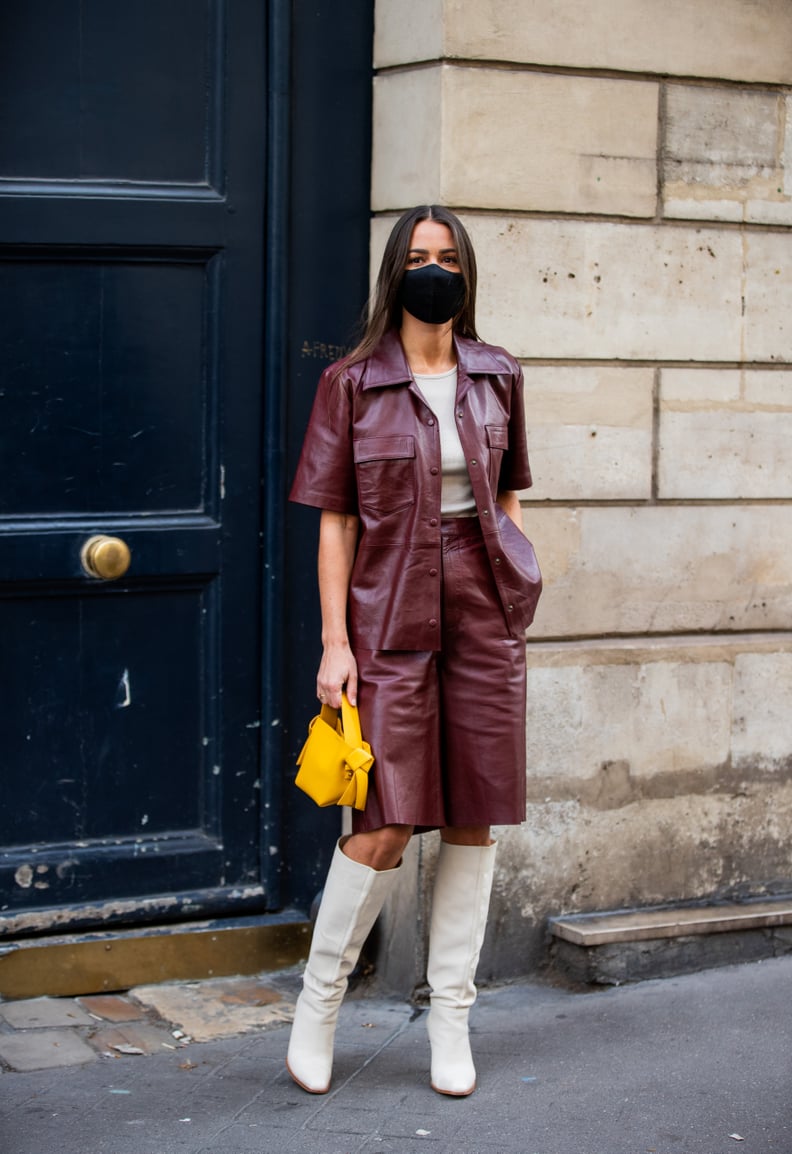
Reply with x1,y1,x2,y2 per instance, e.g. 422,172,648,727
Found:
317,642,358,709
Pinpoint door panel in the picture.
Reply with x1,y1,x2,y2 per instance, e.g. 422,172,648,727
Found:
0,0,220,187
1,588,210,842
0,0,266,928
1,254,212,515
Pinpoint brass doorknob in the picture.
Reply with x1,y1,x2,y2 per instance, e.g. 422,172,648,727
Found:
81,535,132,581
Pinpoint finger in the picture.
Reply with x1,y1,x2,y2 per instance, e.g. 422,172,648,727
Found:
318,684,339,708
346,668,358,708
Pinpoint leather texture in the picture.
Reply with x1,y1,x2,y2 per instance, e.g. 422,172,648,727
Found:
289,329,541,650
352,518,527,833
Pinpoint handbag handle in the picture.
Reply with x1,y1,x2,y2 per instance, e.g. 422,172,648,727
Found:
340,691,363,746
317,691,364,747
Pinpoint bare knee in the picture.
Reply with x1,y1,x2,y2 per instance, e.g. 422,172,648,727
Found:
342,824,413,871
440,825,493,847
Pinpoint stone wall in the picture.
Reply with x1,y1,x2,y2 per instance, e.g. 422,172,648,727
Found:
372,0,792,984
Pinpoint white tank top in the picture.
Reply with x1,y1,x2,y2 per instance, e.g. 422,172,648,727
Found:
413,367,477,516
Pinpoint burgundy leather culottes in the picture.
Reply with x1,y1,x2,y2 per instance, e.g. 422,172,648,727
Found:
352,517,527,834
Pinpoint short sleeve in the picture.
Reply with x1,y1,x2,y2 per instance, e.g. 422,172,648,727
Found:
499,362,533,491
289,363,358,513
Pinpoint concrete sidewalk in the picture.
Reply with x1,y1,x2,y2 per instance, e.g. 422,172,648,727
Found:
1,955,790,1154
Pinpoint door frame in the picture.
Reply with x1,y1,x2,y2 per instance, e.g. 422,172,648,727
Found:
259,0,375,912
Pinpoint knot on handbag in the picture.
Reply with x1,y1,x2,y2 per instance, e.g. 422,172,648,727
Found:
338,742,374,809
295,693,374,811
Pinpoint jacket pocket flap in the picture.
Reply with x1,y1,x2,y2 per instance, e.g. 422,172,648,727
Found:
486,424,509,449
354,435,416,463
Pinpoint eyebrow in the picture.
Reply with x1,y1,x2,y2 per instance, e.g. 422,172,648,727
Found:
407,247,458,255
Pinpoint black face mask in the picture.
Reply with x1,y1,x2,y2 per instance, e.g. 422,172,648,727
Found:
398,264,466,325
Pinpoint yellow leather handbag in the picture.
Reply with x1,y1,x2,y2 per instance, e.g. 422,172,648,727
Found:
295,693,373,811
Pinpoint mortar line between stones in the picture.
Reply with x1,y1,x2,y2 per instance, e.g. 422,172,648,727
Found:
372,204,792,236
375,57,792,95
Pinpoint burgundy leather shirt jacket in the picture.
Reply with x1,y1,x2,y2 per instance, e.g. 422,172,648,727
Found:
289,329,539,651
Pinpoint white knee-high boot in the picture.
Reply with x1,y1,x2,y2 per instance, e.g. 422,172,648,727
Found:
286,840,401,1093
426,840,497,1096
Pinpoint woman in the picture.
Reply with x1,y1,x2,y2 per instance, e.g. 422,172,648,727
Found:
287,205,540,1097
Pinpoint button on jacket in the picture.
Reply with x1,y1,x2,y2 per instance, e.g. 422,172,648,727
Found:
289,329,539,650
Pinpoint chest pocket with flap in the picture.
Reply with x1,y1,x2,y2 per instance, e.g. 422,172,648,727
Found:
354,435,416,515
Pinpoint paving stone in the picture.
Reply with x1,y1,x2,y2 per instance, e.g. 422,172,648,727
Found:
204,977,285,1007
0,997,94,1030
88,1021,185,1057
130,977,295,1042
0,1028,97,1071
77,994,146,1023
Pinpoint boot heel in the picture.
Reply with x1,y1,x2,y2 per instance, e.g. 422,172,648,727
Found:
428,1006,476,1095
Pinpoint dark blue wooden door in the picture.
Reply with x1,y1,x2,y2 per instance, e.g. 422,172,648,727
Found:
0,1,269,928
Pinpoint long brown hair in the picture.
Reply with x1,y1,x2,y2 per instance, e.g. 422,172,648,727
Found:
343,205,479,369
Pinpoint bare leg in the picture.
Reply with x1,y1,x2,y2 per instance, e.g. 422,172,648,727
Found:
440,824,492,847
342,823,414,869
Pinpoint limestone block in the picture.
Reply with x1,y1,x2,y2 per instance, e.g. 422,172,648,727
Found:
437,216,744,362
373,66,658,216
470,215,792,363
665,197,792,228
522,366,654,500
372,70,442,210
524,657,732,786
745,200,792,227
447,69,658,217
743,230,792,362
524,635,792,790
523,505,792,638
658,369,792,499
374,0,443,68
663,198,745,224
743,370,792,406
374,0,792,85
732,652,792,765
667,88,792,224
665,86,779,172
660,368,740,404
662,86,791,225
661,367,792,406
